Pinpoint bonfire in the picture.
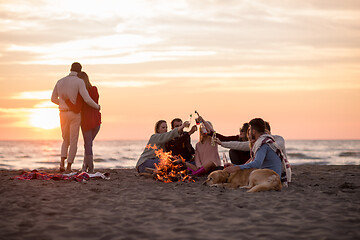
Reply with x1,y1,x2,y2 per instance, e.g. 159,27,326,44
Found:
147,144,195,183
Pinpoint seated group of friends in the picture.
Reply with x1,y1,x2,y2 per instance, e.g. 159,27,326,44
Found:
136,115,291,186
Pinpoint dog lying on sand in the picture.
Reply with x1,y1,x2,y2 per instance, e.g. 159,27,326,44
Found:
203,168,282,192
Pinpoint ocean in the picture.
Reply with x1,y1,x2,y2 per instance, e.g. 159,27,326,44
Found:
0,140,359,171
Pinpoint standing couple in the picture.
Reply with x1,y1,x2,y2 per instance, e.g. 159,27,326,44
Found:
51,62,101,173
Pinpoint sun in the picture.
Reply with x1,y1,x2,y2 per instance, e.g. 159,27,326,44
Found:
29,108,60,130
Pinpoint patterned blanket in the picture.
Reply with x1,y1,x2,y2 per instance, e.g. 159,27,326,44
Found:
12,170,110,182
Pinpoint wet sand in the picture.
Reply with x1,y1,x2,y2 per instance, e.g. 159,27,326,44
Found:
0,165,359,240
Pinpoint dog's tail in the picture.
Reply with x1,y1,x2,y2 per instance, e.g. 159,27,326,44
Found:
247,175,282,193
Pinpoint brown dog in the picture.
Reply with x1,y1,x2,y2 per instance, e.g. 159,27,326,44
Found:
203,168,282,192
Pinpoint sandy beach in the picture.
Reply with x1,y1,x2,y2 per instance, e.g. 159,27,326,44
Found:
0,165,359,240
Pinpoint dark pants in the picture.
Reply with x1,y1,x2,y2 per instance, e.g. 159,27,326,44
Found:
138,158,160,173
82,125,100,156
229,149,251,165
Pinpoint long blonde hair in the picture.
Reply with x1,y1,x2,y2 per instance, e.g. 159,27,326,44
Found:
200,121,213,143
78,71,92,89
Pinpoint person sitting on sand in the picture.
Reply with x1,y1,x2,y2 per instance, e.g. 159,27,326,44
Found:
185,116,221,176
207,122,251,165
136,120,190,173
165,118,197,164
229,123,251,164
221,118,291,186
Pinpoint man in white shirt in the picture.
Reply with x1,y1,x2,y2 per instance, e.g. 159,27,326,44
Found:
51,62,100,173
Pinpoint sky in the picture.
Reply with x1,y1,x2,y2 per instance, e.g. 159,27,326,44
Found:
0,0,359,141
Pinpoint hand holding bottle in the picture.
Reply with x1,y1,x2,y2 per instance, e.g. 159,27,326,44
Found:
189,125,198,135
182,121,190,128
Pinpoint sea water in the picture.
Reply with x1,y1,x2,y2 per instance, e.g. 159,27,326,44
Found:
0,140,359,170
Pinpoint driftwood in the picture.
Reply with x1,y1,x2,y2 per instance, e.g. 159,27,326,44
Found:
138,168,157,178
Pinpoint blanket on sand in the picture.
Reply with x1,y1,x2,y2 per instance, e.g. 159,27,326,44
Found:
11,170,110,182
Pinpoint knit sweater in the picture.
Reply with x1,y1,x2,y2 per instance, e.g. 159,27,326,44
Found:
136,128,180,169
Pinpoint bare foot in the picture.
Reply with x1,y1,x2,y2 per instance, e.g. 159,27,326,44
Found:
60,164,65,172
60,157,66,172
64,163,73,173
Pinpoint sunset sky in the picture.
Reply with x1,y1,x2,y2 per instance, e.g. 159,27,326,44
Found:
0,0,359,141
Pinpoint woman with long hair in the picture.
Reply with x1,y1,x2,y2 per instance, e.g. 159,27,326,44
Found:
185,116,221,176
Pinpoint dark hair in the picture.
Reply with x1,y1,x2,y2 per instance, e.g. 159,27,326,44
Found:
264,121,271,132
240,123,249,133
155,120,166,133
240,122,249,141
78,71,92,89
249,118,265,133
70,62,82,73
171,118,182,129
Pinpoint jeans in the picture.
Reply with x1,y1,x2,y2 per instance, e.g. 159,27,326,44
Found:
137,158,160,173
229,149,251,165
82,125,100,156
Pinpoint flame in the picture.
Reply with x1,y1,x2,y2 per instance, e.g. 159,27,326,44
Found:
146,144,195,183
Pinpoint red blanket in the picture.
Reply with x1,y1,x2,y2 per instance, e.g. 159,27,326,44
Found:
12,170,91,182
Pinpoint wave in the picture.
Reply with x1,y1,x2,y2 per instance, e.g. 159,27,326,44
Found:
114,165,133,169
291,161,331,165
36,161,58,165
94,158,107,162
285,147,300,152
287,153,323,160
0,163,11,167
339,151,360,157
49,154,61,157
16,155,31,159
121,156,136,160
94,158,119,162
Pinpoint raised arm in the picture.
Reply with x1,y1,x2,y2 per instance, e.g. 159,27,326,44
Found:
219,141,250,151
197,115,214,132
150,128,181,145
176,121,190,134
208,131,239,141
